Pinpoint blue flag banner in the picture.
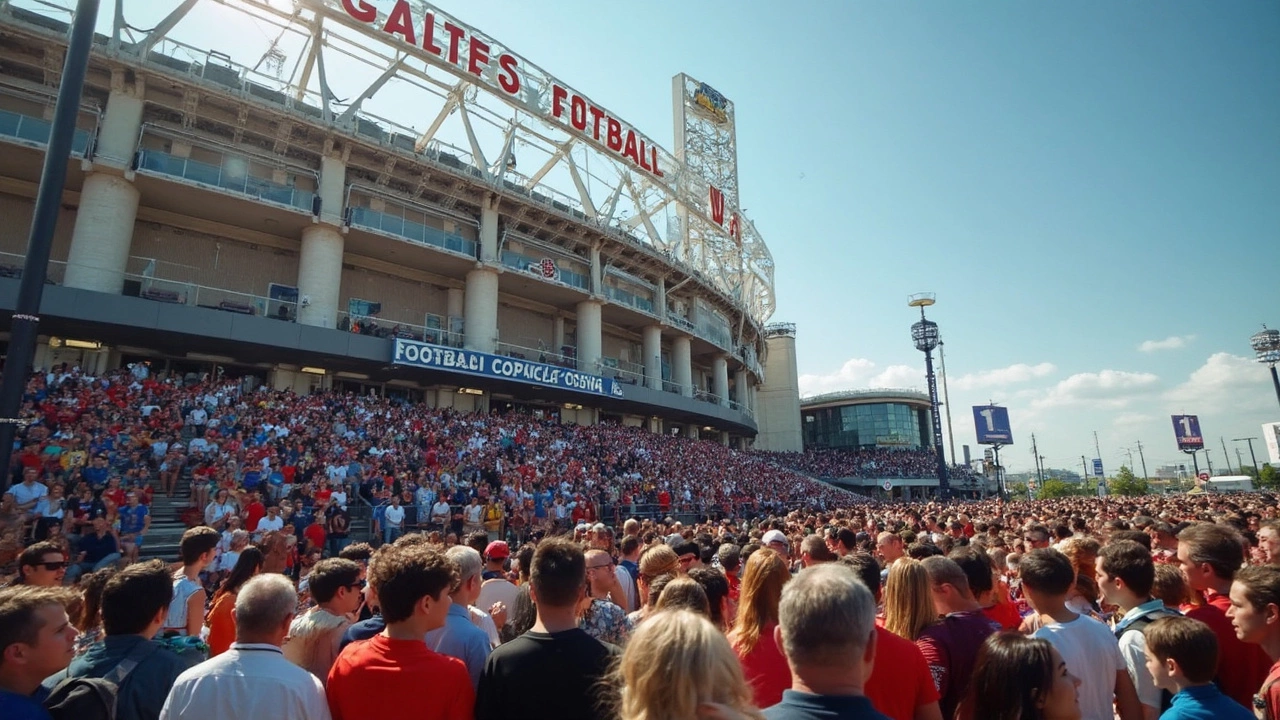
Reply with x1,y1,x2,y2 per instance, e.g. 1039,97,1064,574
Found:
392,338,626,399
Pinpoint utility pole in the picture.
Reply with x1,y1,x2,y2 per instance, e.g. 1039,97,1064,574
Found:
1031,434,1044,485
1205,450,1215,476
1234,437,1260,477
1236,448,1246,475
1220,437,1233,474
0,0,102,497
1135,440,1149,483
1081,455,1089,487
938,340,956,466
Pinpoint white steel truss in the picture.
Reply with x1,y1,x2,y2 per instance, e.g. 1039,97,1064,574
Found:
2,0,775,326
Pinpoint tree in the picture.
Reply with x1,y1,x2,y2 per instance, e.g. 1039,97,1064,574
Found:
1259,463,1279,490
1008,482,1030,501
1039,479,1085,499
1109,465,1149,496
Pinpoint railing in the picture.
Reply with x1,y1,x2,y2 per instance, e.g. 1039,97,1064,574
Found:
662,380,684,395
347,206,478,258
604,285,656,315
0,108,93,156
495,341,576,367
136,150,315,213
498,251,591,292
335,311,462,346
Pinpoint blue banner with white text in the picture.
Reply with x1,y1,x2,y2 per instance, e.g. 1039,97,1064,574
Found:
392,338,626,399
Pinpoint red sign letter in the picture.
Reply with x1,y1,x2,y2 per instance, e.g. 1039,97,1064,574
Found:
382,0,415,45
606,118,623,152
552,85,567,119
422,13,442,55
443,22,465,65
467,36,490,76
497,54,520,95
341,0,377,23
570,95,588,131
709,186,725,225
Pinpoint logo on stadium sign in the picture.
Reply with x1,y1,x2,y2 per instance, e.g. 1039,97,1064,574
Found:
392,338,625,399
1172,415,1204,451
539,257,558,279
692,82,729,124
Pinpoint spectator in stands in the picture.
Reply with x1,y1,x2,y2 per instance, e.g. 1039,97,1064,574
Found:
0,586,78,718
164,527,219,638
49,560,200,720
11,542,66,588
1096,540,1179,718
1142,615,1253,720
731,547,792,709
1258,520,1280,567
326,543,471,720
917,556,1002,720
66,516,120,583
1176,523,1272,707
763,563,886,720
476,538,617,720
205,547,263,657
958,632,1081,720
1020,549,1141,720
160,574,330,720
425,546,491,688
285,558,362,683
841,553,942,720
615,610,763,720
1227,564,1280,719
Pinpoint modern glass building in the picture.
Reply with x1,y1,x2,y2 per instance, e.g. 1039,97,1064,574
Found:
800,389,934,451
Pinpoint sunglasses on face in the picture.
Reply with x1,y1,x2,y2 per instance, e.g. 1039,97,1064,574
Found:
346,580,367,590
38,561,68,571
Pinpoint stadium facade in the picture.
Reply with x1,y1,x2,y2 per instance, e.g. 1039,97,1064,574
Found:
0,0,805,448
801,389,934,451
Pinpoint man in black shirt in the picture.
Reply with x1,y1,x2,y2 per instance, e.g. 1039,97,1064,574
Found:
476,538,617,720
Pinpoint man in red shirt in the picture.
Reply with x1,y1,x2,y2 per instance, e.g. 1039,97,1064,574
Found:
326,542,471,720
1227,564,1280,719
242,491,266,533
1177,523,1272,708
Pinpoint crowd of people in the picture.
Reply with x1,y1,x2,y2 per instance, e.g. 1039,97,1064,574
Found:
759,447,983,484
2,363,1280,720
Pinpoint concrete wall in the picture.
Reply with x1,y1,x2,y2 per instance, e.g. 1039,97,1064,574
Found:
755,331,803,452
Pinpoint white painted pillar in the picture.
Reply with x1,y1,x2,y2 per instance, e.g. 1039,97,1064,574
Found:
553,316,566,356
479,200,499,262
464,269,499,353
656,277,667,320
642,325,662,391
684,424,698,440
589,243,602,295
673,336,693,397
446,287,464,345
713,355,730,407
735,368,750,411
297,155,347,328
720,431,730,447
575,300,602,373
32,340,50,372
64,174,140,293
297,226,343,328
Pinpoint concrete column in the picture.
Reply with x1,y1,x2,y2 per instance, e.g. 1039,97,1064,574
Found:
553,316,566,356
647,416,661,434
297,225,343,328
575,300,602,373
316,155,347,225
63,174,140,293
96,79,145,167
464,269,499,353
446,288,464,318
642,325,662,391
713,355,730,407
735,369,750,411
684,424,698,440
673,336,693,397
271,367,299,391
720,431,730,447
589,243,602,295
656,278,667,320
33,340,50,372
479,199,499,262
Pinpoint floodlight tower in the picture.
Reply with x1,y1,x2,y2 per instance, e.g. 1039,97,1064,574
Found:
910,293,950,499
1251,325,1280,410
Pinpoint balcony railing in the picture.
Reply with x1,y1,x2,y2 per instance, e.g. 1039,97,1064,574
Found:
136,150,315,212
604,285,656,315
495,341,576,368
336,311,463,346
0,108,93,156
347,206,478,258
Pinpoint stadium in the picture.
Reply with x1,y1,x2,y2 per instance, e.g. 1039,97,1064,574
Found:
0,0,807,450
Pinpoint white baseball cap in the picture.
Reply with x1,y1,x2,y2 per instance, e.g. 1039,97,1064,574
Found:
762,529,789,549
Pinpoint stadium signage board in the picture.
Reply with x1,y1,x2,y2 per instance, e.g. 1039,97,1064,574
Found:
334,0,665,178
392,338,626,399
1171,414,1204,451
972,405,1013,445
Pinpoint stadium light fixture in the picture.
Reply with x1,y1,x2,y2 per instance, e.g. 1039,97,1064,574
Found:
908,293,950,500
1250,325,1280,409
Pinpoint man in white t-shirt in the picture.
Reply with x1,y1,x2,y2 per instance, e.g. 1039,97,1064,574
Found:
6,468,48,517
382,496,405,544
430,498,451,531
1022,548,1142,720
255,505,285,541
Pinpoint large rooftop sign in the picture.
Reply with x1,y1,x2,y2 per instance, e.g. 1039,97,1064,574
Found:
335,0,667,178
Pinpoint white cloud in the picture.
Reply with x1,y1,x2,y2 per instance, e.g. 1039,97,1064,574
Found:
1033,369,1161,409
1139,335,1196,353
952,362,1057,391
1163,352,1271,415
797,357,880,396
1113,412,1153,428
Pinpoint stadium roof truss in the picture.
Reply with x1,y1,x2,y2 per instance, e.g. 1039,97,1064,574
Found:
15,0,775,328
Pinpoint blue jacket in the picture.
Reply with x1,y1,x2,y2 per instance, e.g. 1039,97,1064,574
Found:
1160,683,1254,720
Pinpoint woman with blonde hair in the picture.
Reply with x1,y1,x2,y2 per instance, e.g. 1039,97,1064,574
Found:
615,609,764,720
628,543,680,626
727,547,790,708
882,557,937,642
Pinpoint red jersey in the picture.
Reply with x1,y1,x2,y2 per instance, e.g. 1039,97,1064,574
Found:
981,600,1023,631
866,626,940,720
327,634,473,720
243,501,265,532
304,523,326,551
1185,589,1271,708
736,622,790,709
1259,659,1280,720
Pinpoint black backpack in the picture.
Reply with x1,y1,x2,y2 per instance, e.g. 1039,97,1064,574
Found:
1114,609,1178,714
44,640,157,720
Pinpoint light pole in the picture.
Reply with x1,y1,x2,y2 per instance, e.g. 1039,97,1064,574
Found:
1234,437,1260,477
909,293,950,500
1252,325,1280,409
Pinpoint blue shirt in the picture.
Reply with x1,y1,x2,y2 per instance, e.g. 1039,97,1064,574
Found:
424,603,491,689
119,504,148,535
0,689,50,720
764,691,891,720
1160,684,1254,720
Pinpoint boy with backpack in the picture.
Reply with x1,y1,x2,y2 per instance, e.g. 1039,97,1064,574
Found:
1097,540,1181,718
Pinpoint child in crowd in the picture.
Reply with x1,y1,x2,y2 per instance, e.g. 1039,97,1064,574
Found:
1142,616,1252,720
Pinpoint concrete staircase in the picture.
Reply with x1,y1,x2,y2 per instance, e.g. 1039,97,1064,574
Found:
139,482,194,562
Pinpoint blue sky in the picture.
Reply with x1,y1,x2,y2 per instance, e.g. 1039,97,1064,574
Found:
92,0,1280,474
